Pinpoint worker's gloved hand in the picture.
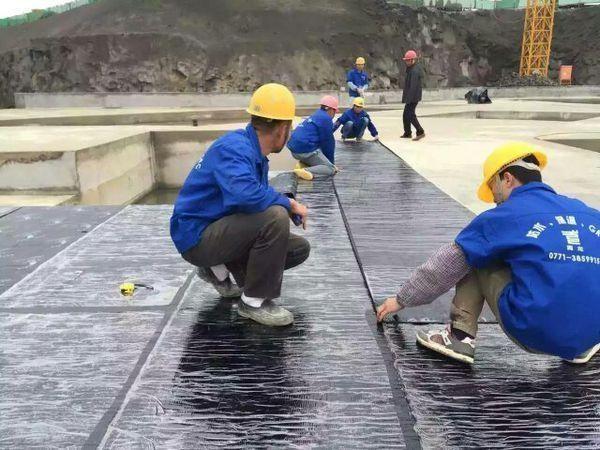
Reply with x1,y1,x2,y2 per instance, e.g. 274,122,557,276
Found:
372,135,379,141
290,198,308,230
376,296,404,322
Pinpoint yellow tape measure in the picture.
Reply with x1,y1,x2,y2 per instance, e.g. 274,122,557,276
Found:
120,282,154,297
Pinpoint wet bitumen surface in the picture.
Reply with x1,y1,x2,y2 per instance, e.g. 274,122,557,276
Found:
334,140,494,323
102,182,412,449
0,206,119,294
1,142,599,448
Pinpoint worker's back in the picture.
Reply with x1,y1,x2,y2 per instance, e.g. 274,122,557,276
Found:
456,182,600,359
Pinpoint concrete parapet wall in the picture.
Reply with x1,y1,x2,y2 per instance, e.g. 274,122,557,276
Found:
152,130,223,188
15,86,600,109
152,130,295,188
76,133,156,205
0,151,78,191
15,91,339,109
0,127,297,204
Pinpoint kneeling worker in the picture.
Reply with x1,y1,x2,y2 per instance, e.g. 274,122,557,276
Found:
333,97,379,142
170,83,311,327
377,142,600,364
288,95,339,181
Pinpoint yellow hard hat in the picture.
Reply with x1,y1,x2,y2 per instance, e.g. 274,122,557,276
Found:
352,97,365,108
355,57,366,65
246,83,296,121
478,142,547,203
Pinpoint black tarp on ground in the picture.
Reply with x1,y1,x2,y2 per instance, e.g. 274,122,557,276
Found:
2,142,599,448
383,323,600,449
0,206,119,294
333,141,600,449
0,206,190,448
333,141,494,323
101,182,415,449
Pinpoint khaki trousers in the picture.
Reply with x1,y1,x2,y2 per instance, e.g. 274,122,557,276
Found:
450,265,511,338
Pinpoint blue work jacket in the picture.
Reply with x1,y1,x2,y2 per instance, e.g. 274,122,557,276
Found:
347,69,369,97
170,124,291,254
456,182,600,359
333,108,378,137
287,109,336,164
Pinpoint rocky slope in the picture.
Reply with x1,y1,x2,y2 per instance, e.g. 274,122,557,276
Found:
0,0,598,107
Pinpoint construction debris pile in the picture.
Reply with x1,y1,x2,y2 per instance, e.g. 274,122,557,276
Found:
492,72,559,87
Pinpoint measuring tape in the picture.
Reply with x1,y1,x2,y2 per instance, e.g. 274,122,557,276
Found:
119,282,154,296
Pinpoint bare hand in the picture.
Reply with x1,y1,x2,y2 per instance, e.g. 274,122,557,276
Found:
290,199,308,230
376,296,403,322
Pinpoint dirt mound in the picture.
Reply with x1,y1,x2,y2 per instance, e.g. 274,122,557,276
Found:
0,0,598,107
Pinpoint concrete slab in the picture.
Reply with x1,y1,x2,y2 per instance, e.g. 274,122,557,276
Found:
13,86,600,109
0,125,145,153
0,194,75,206
371,100,600,215
0,124,296,203
539,131,600,154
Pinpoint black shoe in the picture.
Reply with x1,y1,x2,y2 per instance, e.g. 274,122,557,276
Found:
413,132,425,141
401,133,412,138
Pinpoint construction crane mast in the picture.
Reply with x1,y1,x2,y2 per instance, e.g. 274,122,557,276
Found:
519,0,558,77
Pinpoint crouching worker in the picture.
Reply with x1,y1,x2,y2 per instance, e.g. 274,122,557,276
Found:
170,83,311,327
288,95,339,181
377,142,600,364
333,97,379,142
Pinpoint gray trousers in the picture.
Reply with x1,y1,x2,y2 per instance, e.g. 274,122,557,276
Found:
183,206,310,299
291,149,336,178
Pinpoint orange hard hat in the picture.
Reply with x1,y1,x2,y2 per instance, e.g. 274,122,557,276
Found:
403,50,418,61
320,95,339,112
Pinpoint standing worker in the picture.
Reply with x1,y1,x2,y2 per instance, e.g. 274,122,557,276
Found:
288,95,339,181
347,57,369,104
377,142,600,364
333,97,379,142
170,83,311,327
401,50,425,141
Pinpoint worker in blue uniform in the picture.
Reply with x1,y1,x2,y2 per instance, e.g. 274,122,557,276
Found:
347,56,369,104
333,97,379,142
378,142,600,365
288,95,339,181
170,83,311,327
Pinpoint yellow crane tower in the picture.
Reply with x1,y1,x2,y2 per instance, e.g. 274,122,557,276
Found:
519,0,558,78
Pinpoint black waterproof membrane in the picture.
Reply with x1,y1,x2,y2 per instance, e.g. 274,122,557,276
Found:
2,142,598,449
0,206,119,294
334,141,495,323
384,324,600,449
102,182,411,449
